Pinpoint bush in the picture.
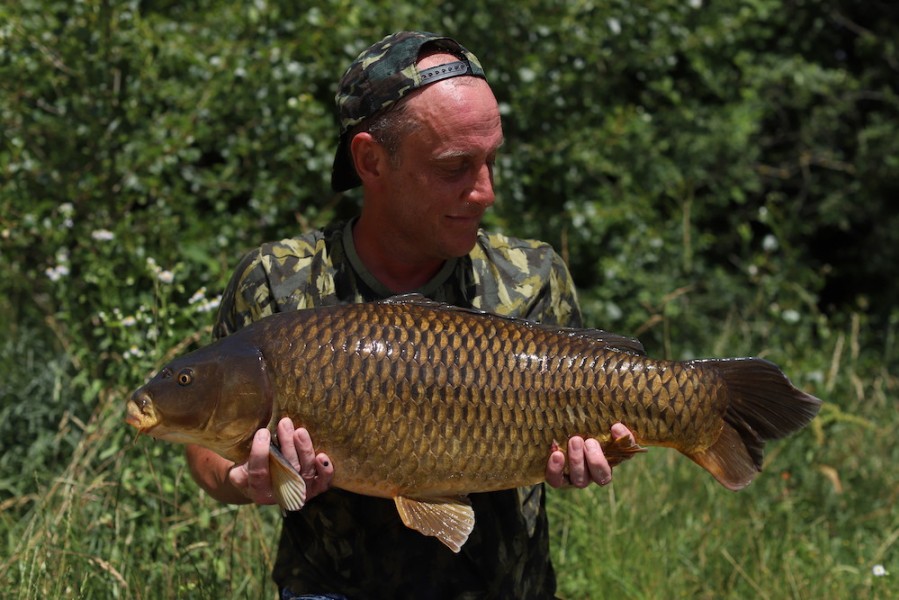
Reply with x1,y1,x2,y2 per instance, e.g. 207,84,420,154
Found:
1,1,896,597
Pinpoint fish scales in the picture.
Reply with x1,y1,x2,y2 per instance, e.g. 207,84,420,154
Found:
127,294,822,552
280,301,684,491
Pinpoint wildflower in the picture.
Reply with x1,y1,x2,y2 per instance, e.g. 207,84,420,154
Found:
782,309,800,324
196,296,221,314
121,316,137,327
872,564,888,577
189,287,207,304
123,345,143,359
607,18,621,35
157,270,175,284
45,264,70,282
91,229,115,241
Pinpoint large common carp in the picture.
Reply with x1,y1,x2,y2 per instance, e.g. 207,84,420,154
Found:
126,295,822,552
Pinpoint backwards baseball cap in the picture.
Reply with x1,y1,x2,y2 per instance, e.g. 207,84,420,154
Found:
331,31,487,192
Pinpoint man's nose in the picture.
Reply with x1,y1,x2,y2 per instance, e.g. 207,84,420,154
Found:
467,163,495,208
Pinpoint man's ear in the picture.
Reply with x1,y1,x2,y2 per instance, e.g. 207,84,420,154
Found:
350,132,388,185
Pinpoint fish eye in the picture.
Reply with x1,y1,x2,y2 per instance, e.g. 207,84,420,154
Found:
177,369,193,386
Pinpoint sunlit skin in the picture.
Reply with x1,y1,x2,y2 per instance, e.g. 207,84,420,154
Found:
186,52,634,507
350,61,502,291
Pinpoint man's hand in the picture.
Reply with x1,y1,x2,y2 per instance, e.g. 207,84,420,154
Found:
544,423,635,488
228,417,334,505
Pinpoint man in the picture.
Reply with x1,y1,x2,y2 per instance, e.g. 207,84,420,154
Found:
187,31,634,598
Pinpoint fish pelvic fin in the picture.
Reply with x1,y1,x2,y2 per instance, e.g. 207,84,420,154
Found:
268,443,307,512
687,357,823,491
602,432,648,467
394,495,475,553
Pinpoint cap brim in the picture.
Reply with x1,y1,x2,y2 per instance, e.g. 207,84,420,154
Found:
331,134,361,192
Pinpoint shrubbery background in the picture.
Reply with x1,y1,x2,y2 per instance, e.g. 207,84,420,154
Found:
2,1,897,597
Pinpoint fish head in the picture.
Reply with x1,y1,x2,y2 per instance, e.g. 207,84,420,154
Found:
126,340,273,461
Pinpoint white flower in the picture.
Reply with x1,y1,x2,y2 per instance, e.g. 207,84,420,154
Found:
157,270,174,284
782,309,800,324
91,229,115,241
45,264,70,282
121,316,137,327
872,564,888,577
607,18,621,35
189,287,207,304
196,296,221,313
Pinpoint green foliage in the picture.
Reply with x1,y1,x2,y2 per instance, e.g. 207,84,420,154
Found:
1,0,897,597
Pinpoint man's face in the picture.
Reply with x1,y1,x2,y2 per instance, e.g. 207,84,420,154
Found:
378,74,504,261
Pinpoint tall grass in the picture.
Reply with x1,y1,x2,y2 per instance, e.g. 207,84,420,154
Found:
1,314,895,599
549,315,898,599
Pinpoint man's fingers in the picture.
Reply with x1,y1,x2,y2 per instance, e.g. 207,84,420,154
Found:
567,437,589,488
544,450,568,488
293,427,318,479
306,452,334,499
584,438,612,486
611,422,634,443
277,417,300,470
245,428,276,504
227,462,249,491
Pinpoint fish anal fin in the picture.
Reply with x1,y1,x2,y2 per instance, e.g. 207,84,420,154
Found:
268,443,307,512
394,495,475,553
687,424,760,491
602,433,647,468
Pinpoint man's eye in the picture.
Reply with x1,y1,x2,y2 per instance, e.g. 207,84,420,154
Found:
438,162,473,180
441,162,468,175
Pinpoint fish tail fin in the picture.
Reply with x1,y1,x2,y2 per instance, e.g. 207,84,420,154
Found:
686,358,822,491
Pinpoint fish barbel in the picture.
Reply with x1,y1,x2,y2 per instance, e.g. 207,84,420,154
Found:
126,294,822,551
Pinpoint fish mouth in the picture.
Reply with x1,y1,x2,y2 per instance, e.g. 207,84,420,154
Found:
125,390,160,433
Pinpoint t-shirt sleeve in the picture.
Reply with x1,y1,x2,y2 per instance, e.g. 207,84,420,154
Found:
470,231,583,328
212,247,275,340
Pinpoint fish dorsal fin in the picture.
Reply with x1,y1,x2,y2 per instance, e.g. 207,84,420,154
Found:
393,495,475,553
268,443,307,512
380,294,646,356
559,327,646,355
382,292,444,308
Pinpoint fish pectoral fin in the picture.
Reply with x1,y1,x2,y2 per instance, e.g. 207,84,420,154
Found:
268,444,307,512
393,495,475,553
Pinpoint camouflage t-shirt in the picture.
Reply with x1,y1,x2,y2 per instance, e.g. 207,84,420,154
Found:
214,220,583,599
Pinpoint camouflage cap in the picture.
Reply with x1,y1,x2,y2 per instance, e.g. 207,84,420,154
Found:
331,31,487,192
